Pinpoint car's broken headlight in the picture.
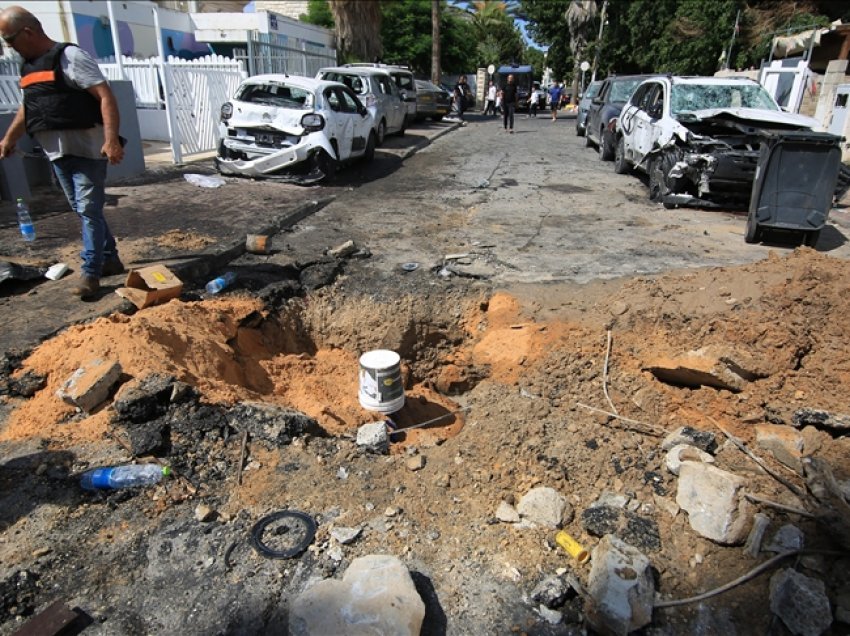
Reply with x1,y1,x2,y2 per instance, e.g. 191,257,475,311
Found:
301,113,325,132
221,102,233,122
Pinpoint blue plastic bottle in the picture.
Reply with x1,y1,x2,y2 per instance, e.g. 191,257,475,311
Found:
16,198,35,242
80,464,171,490
205,271,237,294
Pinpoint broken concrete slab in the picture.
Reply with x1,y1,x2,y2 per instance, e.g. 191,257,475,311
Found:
792,407,850,432
56,358,122,413
661,426,717,454
764,524,804,553
644,345,760,392
529,574,571,609
496,501,520,523
113,373,181,423
665,443,715,476
289,554,425,636
356,422,389,454
516,486,570,528
769,568,832,636
676,462,752,545
329,526,362,545
755,424,805,474
586,535,655,636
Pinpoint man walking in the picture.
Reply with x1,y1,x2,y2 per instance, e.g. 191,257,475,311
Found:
548,81,563,121
501,74,517,133
0,5,125,299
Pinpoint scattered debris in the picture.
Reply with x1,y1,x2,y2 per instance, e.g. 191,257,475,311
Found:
755,424,805,474
764,524,804,553
769,568,832,636
194,504,216,522
184,173,225,188
586,535,655,636
516,486,571,528
329,526,362,545
356,421,389,454
644,345,761,392
405,454,425,471
664,443,715,476
661,426,717,454
0,261,46,285
115,265,183,309
581,496,662,552
328,240,357,259
496,501,521,523
792,407,850,432
56,358,122,413
529,574,571,609
289,555,425,635
743,512,770,558
676,462,752,544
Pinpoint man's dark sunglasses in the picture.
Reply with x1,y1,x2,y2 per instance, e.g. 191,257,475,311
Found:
2,28,26,44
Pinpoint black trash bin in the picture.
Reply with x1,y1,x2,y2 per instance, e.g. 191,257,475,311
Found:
745,129,843,247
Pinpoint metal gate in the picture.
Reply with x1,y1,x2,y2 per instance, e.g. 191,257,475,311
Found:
160,56,246,163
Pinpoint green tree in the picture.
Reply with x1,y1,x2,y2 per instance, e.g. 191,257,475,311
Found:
466,1,524,68
300,0,334,29
520,0,573,81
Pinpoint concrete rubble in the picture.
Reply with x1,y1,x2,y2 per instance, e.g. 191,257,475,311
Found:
586,535,655,636
769,568,832,636
675,462,752,544
56,357,122,413
643,345,761,392
661,426,717,453
755,423,805,474
516,486,571,528
356,421,389,454
792,407,850,432
289,554,425,636
664,443,715,476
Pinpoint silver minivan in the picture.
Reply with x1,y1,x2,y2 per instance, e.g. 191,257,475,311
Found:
316,66,406,144
344,63,418,124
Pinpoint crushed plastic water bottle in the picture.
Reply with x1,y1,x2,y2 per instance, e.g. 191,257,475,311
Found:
16,198,35,242
80,464,171,490
205,271,237,294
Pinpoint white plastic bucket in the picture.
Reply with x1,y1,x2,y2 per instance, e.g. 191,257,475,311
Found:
358,349,405,413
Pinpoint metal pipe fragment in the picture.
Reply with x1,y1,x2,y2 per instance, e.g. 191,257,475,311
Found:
743,513,770,558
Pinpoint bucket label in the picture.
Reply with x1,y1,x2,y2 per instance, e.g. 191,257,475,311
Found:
360,365,403,403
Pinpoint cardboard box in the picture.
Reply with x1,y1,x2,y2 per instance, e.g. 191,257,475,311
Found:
116,265,182,309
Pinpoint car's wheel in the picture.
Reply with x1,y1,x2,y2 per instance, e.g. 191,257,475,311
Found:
803,229,821,248
363,131,376,163
398,115,408,137
376,120,387,145
744,212,762,244
613,136,630,175
584,130,593,148
648,157,664,203
599,130,615,161
313,148,338,180
576,122,584,137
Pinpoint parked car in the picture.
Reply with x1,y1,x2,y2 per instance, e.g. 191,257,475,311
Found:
615,75,844,245
316,66,406,144
215,75,376,183
575,80,603,137
414,79,451,121
585,75,652,160
344,63,418,124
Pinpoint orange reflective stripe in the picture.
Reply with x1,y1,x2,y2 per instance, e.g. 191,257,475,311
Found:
20,70,55,88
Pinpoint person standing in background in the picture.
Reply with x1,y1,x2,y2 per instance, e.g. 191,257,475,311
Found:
0,5,125,300
502,74,518,133
484,80,497,117
548,81,564,121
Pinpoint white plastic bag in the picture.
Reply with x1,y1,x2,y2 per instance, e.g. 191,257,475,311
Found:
184,173,226,188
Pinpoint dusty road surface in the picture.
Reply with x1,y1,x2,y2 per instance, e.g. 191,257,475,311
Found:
2,113,850,635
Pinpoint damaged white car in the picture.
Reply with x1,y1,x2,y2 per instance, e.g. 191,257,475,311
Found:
615,76,846,245
216,75,377,183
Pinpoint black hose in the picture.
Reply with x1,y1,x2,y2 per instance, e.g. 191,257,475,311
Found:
249,510,317,559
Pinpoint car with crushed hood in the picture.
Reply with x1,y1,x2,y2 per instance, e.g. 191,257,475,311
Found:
615,75,847,245
215,75,377,183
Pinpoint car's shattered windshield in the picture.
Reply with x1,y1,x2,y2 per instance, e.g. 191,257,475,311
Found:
609,79,643,102
671,83,778,116
237,83,314,110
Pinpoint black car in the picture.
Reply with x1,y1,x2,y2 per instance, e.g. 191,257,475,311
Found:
585,75,652,161
414,79,451,121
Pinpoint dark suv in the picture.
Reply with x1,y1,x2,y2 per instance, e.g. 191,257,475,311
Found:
585,75,652,161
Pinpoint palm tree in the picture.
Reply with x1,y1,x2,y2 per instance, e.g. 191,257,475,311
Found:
328,0,382,62
566,0,597,103
432,0,441,83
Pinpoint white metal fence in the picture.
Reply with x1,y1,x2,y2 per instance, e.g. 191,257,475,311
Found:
0,54,246,161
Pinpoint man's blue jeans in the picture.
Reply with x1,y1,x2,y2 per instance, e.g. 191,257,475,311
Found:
52,155,118,278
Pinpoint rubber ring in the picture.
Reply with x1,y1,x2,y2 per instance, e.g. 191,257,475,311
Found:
249,510,317,559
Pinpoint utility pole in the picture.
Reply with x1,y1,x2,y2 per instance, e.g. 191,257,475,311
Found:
724,9,741,71
431,0,441,84
590,0,608,83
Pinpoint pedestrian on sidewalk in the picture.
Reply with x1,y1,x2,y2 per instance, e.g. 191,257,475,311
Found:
502,74,518,133
484,80,497,116
0,5,125,300
548,81,564,121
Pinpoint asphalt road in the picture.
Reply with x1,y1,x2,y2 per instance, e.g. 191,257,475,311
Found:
288,111,850,289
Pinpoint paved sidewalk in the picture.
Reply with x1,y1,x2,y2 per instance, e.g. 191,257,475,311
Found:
0,119,460,354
